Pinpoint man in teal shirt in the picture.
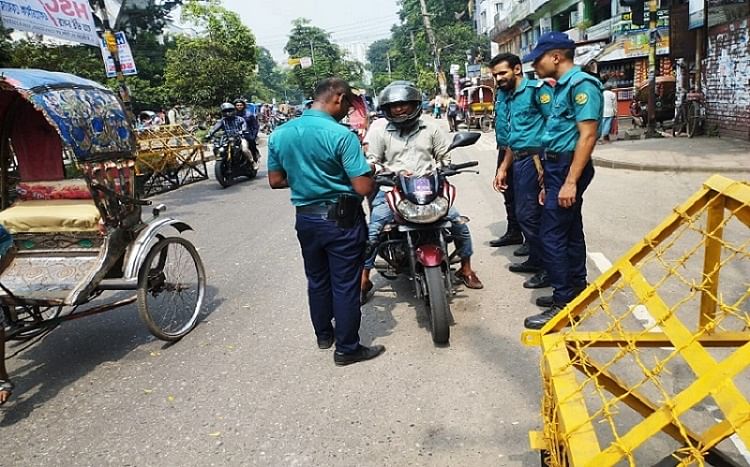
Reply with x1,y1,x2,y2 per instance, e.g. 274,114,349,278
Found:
522,32,603,329
491,52,552,290
268,78,385,366
489,81,524,250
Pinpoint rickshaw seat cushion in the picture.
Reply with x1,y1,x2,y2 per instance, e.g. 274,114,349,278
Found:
16,179,92,201
0,200,101,233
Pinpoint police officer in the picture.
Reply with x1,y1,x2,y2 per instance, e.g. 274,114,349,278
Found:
490,52,552,290
489,60,525,251
267,78,386,366
522,32,603,329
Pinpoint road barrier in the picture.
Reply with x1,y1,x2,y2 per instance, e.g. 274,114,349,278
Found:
135,124,207,197
522,175,750,466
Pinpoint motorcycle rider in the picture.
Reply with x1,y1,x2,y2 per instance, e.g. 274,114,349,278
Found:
206,102,254,165
234,98,261,167
361,81,484,302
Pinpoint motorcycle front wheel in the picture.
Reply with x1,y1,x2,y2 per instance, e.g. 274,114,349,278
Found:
424,266,450,344
214,159,233,188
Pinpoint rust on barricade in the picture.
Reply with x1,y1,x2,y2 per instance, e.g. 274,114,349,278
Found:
523,175,750,466
135,124,207,197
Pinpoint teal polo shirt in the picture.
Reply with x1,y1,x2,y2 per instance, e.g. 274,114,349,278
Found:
494,88,509,148
267,109,371,207
542,66,603,153
506,78,552,151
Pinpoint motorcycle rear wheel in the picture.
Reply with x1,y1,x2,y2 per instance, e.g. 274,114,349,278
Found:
424,266,450,344
214,159,232,188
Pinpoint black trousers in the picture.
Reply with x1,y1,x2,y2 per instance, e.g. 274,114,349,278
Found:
498,147,521,235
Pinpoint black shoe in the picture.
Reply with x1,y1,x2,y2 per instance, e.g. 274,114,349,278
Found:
509,260,542,274
524,305,564,330
535,284,588,308
489,232,523,247
334,344,385,366
513,243,530,257
523,271,550,289
317,336,334,350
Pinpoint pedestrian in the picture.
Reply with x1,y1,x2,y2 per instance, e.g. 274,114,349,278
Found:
490,52,553,291
600,84,617,143
446,95,459,132
267,77,385,366
361,80,483,301
488,56,525,252
168,104,182,126
522,32,603,329
433,94,442,118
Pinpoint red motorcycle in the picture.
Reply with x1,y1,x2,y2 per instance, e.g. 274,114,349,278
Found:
372,132,480,344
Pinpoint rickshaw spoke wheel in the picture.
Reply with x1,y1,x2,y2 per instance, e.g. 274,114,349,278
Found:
137,236,205,341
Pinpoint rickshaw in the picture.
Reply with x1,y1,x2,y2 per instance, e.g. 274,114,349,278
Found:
458,85,494,133
629,75,676,128
0,69,206,342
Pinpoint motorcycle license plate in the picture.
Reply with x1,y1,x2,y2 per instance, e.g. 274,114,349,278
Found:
413,178,432,196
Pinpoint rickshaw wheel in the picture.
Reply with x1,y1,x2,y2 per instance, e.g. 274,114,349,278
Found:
480,116,493,133
137,236,206,341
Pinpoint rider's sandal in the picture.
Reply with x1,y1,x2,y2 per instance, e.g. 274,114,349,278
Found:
0,379,14,406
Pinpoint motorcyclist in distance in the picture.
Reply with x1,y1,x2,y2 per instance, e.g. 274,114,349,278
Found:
206,102,254,165
234,99,261,168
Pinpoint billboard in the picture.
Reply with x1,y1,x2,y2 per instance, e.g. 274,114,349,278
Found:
0,0,100,46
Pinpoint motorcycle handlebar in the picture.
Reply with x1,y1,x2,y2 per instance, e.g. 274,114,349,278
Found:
449,161,479,170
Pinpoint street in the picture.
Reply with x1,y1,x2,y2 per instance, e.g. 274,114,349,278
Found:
0,120,735,466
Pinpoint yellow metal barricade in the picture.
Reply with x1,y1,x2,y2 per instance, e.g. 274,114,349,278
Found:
523,175,750,466
135,124,207,196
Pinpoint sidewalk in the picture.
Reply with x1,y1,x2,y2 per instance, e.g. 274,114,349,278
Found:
592,135,750,173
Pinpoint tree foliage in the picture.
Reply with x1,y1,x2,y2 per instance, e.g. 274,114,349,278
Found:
367,0,489,95
285,18,363,95
163,0,257,109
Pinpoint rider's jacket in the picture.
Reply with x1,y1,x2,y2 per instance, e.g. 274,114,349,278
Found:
364,118,450,177
208,116,247,138
236,110,260,140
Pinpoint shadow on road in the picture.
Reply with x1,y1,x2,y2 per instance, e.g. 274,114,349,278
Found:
0,285,223,426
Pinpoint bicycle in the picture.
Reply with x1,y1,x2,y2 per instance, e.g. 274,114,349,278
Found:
672,91,705,138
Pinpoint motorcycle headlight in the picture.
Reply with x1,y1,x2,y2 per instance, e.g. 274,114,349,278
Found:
397,197,449,224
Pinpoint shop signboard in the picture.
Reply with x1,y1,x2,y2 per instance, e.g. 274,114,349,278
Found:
623,29,670,57
0,0,99,46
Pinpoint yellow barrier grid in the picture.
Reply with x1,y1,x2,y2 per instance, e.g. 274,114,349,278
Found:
522,175,750,466
135,124,208,196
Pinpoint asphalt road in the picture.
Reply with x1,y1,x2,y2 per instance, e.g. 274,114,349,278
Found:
1,120,745,466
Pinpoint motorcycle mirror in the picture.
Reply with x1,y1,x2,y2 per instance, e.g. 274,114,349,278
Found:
447,132,481,152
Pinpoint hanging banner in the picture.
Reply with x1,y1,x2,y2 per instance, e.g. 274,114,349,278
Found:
299,56,313,69
688,0,704,29
100,31,137,77
0,0,100,46
287,57,301,67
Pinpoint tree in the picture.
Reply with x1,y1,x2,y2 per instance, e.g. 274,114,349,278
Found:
285,18,362,95
163,0,257,109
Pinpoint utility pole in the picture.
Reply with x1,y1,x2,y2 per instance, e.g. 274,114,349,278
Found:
409,30,420,73
418,0,447,95
309,40,318,83
94,0,132,118
386,52,392,80
645,0,659,138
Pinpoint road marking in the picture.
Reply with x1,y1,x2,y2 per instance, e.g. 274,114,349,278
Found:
587,251,750,463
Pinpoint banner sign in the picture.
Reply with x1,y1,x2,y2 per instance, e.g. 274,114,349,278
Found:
287,57,301,66
100,31,137,77
688,0,704,29
299,56,312,69
0,0,99,46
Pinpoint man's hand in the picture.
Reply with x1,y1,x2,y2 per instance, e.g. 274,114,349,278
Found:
558,181,577,208
539,187,546,206
493,169,508,192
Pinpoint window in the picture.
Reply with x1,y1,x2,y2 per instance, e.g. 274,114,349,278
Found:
481,11,487,30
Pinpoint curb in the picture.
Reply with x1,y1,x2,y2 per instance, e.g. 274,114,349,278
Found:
592,156,750,173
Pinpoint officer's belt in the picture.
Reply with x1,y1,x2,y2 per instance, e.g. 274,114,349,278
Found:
544,151,574,162
512,148,543,160
296,203,333,216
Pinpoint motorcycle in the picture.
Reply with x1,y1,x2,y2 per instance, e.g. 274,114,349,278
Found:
371,132,480,344
211,131,257,188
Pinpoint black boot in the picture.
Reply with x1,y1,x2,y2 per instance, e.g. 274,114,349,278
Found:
513,243,530,256
489,231,523,247
523,271,550,289
524,305,564,330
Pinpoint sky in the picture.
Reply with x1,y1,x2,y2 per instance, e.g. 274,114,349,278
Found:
221,0,401,63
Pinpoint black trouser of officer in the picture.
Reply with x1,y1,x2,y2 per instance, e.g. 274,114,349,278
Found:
498,147,521,236
295,205,366,354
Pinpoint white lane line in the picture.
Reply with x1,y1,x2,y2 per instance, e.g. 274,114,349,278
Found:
587,252,750,463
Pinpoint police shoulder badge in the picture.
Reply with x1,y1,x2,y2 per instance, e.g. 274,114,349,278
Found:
575,92,589,105
539,93,551,104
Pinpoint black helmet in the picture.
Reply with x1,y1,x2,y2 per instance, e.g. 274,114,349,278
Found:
233,98,246,106
220,102,235,117
379,81,422,129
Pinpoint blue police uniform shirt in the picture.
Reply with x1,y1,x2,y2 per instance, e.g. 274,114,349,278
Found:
494,88,509,148
542,66,603,153
506,78,553,151
267,109,371,207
